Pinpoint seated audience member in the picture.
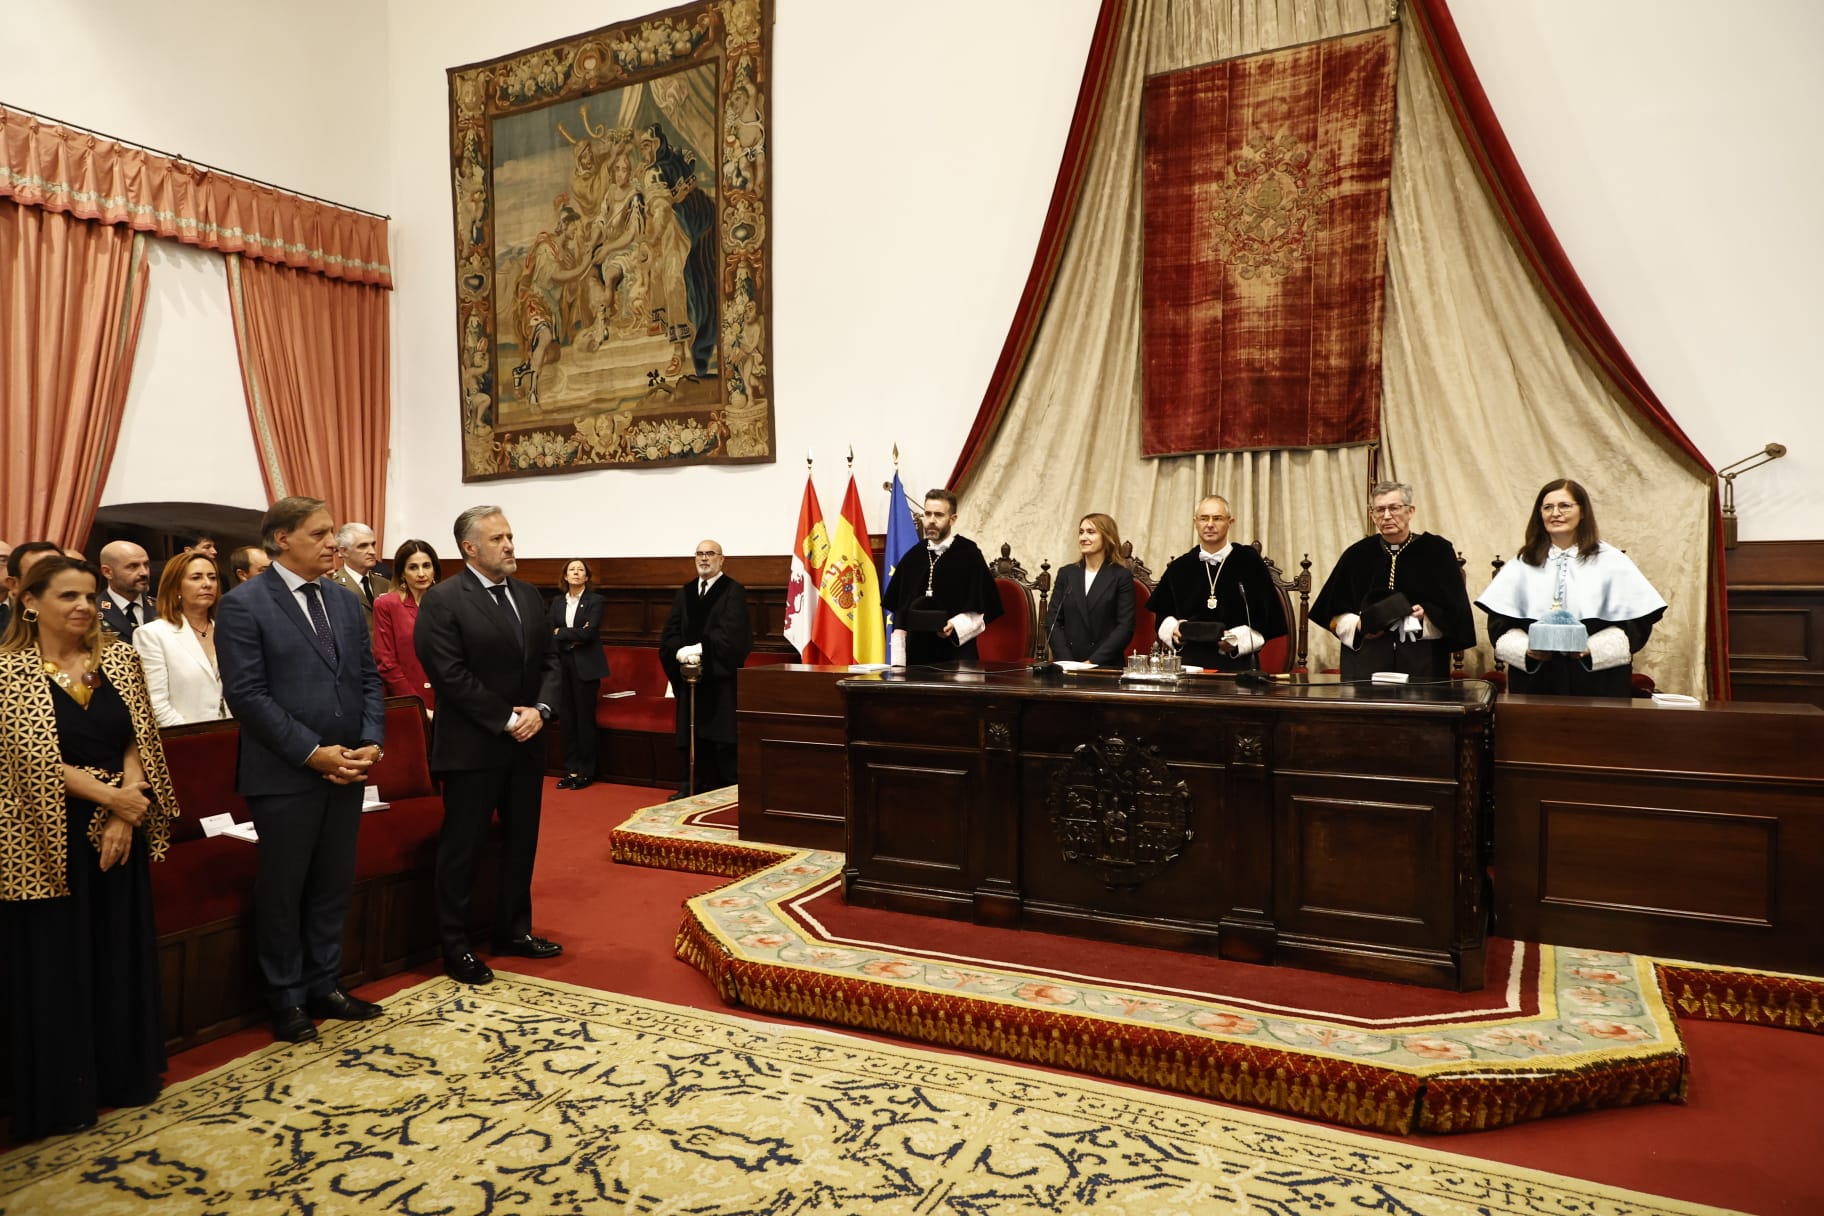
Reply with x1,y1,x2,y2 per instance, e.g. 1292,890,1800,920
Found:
1475,478,1667,698
0,556,180,1140
1311,481,1476,681
1147,495,1286,672
98,541,154,643
229,545,272,584
133,550,229,726
0,540,68,635
373,538,440,712
882,489,1002,666
550,558,610,789
1045,513,1136,666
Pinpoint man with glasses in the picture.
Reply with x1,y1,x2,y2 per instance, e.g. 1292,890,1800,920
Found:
659,540,753,795
1147,494,1286,672
1311,481,1475,681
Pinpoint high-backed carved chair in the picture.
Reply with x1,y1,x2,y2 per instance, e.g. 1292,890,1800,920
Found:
1254,544,1312,674
977,542,1050,662
1122,542,1157,657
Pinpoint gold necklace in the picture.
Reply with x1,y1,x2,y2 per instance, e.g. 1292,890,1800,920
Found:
42,655,100,707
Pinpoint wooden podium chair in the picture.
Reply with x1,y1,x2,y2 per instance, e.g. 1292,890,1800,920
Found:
977,542,1050,662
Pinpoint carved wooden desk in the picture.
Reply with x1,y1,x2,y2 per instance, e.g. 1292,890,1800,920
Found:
841,667,1495,990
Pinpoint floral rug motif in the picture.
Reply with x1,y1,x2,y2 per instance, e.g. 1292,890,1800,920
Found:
0,974,1743,1215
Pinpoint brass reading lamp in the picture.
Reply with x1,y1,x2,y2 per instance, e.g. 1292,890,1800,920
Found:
1716,442,1787,548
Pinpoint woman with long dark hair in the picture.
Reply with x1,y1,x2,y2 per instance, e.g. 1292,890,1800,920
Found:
373,539,441,712
1475,479,1667,697
550,559,609,789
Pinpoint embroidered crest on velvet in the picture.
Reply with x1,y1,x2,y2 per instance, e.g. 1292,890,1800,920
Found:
1141,25,1398,456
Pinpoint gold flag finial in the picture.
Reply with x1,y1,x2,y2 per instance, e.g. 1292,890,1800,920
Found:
847,445,854,469
892,442,900,467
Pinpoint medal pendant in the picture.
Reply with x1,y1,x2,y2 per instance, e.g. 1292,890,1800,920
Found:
1206,596,1217,610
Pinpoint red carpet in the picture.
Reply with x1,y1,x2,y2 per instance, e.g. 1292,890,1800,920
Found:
165,782,1823,1214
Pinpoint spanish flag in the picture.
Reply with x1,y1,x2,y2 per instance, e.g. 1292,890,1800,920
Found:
810,475,885,665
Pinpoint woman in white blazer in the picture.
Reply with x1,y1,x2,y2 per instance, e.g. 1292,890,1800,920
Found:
133,549,229,726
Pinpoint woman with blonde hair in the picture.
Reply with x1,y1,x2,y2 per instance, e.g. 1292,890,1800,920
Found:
0,556,180,1138
133,549,228,726
1045,512,1137,665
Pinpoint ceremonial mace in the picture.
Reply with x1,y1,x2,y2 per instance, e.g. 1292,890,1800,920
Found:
681,652,703,795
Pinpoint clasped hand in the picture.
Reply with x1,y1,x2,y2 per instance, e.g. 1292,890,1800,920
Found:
507,706,544,743
308,744,377,785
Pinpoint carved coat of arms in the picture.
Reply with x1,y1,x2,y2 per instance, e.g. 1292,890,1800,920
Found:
1046,734,1194,890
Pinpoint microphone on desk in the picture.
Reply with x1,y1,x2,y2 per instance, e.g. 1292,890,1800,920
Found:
1235,584,1272,688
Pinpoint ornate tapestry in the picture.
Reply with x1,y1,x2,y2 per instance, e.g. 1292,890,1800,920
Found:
1140,26,1398,456
448,0,774,479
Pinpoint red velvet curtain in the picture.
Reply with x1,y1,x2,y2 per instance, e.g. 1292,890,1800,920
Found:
0,198,149,546
1402,0,1729,696
226,254,390,534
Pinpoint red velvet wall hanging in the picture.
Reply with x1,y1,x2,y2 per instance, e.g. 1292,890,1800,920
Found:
1140,26,1398,456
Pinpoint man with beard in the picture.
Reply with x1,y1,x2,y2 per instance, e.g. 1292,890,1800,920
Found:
883,489,1002,667
1146,495,1286,673
1312,481,1475,681
659,539,752,795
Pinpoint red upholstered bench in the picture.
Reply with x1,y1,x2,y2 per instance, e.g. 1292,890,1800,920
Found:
590,645,794,787
150,697,480,1051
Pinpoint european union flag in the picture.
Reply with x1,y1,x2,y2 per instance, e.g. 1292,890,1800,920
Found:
882,469,920,637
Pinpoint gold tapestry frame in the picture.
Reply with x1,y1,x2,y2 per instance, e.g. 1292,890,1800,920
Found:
448,0,774,480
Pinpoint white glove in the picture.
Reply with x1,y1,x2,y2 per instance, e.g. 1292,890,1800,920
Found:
675,643,704,662
1158,616,1182,647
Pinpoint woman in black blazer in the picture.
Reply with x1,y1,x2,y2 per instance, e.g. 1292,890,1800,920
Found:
549,559,611,789
1046,513,1137,666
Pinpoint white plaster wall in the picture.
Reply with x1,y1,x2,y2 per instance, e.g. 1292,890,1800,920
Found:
102,241,268,512
382,0,1103,555
1450,0,1824,540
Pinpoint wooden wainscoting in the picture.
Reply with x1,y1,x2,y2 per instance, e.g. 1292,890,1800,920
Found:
1725,540,1824,709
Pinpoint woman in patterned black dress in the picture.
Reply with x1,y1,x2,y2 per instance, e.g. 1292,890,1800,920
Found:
0,557,181,1140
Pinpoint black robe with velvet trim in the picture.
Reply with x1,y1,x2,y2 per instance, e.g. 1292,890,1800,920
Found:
1146,544,1286,672
659,576,753,744
883,536,1002,666
1312,532,1475,681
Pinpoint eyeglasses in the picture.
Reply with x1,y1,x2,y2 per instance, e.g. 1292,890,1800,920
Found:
1370,505,1412,517
694,550,720,558
1196,514,1231,524
1540,505,1578,517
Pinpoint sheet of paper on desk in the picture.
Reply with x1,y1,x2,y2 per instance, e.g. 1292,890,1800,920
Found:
848,664,891,672
198,812,238,838
601,689,637,699
1052,661,1097,671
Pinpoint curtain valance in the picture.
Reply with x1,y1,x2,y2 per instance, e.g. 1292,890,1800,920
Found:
0,108,391,288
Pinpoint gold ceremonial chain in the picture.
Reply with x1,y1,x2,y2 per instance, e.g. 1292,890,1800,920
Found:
44,658,102,708
1382,540,1404,590
925,546,943,597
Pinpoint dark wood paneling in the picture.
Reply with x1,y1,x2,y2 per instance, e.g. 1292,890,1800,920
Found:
842,671,1493,989
737,665,855,852
1725,539,1824,709
1494,695,1824,974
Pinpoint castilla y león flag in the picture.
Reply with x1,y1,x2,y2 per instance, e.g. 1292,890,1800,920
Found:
1141,25,1399,456
810,475,884,666
783,473,830,661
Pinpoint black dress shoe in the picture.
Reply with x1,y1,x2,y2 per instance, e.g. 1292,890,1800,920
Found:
556,775,579,790
445,952,495,985
272,1007,319,1043
307,988,384,1021
569,776,594,790
494,934,563,959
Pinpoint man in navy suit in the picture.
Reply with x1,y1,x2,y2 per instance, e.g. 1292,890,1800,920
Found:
217,496,387,1042
415,505,563,986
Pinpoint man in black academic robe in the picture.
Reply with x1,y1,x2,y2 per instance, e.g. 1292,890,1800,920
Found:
883,489,1002,666
1146,495,1286,673
1312,483,1476,681
659,539,753,794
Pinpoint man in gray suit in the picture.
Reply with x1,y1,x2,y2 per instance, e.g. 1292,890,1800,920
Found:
217,496,386,1042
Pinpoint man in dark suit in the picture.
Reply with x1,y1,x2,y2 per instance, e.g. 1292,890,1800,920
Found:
659,539,752,795
217,496,386,1043
98,540,154,642
414,505,563,986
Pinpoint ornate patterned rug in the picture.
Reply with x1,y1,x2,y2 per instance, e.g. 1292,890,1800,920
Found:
618,791,1823,1136
0,973,1743,1215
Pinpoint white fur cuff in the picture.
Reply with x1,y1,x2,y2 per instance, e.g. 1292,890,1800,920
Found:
950,612,986,644
1225,627,1264,657
1585,625,1632,672
1494,629,1531,669
1333,613,1361,649
890,629,907,667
